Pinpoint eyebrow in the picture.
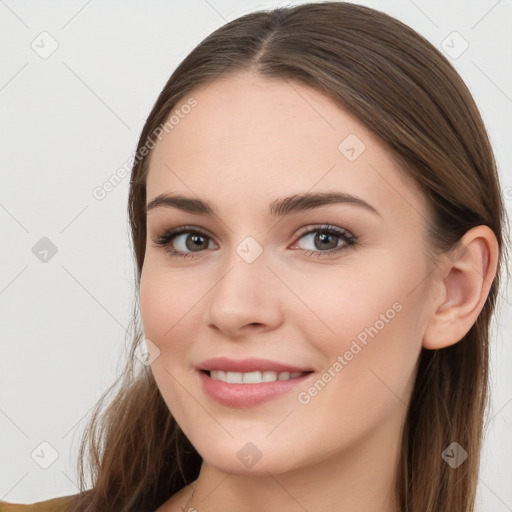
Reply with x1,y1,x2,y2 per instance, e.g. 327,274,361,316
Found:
146,191,381,217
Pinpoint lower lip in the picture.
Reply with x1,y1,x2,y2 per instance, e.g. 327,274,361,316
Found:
198,370,313,407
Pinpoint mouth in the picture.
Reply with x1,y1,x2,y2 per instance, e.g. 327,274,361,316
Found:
196,357,315,407
196,358,315,407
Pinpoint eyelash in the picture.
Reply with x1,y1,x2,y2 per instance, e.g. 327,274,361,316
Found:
153,224,356,260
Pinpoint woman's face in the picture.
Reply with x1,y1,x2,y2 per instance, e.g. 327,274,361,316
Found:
139,71,436,476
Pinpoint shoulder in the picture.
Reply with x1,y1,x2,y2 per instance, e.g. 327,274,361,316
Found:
0,494,79,512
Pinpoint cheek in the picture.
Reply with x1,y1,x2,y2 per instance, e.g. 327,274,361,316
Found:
139,260,202,420
139,264,168,341
292,259,407,347
292,297,421,454
139,257,221,387
299,249,426,394
139,258,201,342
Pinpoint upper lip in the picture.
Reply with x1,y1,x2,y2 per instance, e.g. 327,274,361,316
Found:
197,357,313,374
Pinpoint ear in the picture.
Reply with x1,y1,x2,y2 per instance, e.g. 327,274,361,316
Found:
423,225,499,350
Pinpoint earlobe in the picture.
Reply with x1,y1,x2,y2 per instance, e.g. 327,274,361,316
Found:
422,225,499,350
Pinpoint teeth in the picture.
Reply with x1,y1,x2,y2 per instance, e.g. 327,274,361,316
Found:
262,371,277,382
209,370,306,383
226,371,242,383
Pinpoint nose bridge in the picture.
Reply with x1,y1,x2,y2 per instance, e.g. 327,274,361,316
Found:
204,235,283,333
213,236,269,304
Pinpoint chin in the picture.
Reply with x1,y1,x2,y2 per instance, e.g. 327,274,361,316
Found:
190,435,308,477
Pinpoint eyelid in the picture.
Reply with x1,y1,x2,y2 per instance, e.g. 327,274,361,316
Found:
293,223,354,240
154,225,218,243
153,223,353,241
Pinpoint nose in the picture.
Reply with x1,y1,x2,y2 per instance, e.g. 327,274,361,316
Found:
203,252,284,338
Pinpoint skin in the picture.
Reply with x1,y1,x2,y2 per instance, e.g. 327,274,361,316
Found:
140,71,499,512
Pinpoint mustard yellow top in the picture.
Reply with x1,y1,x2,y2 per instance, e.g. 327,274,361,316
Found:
0,494,78,512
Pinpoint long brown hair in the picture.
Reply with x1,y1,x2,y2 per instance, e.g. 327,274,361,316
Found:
72,2,509,511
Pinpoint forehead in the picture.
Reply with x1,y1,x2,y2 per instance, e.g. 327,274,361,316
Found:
146,72,428,224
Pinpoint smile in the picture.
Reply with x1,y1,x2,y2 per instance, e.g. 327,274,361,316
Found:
207,370,309,383
198,369,314,407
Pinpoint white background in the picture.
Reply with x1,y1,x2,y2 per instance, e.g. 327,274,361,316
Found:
1,0,511,509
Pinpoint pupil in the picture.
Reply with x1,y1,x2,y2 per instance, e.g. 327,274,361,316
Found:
316,233,337,250
187,234,207,251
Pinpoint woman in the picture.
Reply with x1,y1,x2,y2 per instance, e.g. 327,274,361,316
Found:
2,1,507,511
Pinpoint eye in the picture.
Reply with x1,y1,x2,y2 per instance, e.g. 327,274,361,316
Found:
290,224,356,258
153,226,216,259
153,223,356,260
